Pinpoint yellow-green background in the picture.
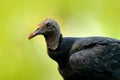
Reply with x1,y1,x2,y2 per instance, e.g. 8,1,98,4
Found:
0,0,120,80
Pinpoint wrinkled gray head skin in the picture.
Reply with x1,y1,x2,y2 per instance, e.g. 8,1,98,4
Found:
43,18,60,31
42,18,60,36
28,18,61,50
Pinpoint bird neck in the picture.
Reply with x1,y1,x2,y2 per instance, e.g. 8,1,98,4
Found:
44,32,62,50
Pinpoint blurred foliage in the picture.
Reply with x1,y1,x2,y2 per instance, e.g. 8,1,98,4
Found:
0,0,120,80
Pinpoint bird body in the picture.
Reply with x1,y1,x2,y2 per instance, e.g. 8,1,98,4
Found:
48,35,120,80
29,18,120,80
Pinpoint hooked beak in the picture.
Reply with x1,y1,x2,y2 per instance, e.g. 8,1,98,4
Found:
28,27,42,40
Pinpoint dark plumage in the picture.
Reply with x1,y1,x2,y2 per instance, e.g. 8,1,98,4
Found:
28,18,120,80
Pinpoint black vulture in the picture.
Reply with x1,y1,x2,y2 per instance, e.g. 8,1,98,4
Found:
28,18,120,80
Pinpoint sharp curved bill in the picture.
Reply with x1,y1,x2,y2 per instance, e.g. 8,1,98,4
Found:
28,31,37,40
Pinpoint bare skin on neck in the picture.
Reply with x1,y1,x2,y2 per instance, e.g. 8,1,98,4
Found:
45,32,60,50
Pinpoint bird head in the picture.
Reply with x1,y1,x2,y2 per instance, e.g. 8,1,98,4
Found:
28,18,60,40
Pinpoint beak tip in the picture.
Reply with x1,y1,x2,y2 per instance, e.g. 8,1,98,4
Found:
28,37,31,40
28,36,31,40
28,33,34,40
28,27,42,40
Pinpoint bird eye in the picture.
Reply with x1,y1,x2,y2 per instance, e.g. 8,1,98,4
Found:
46,22,51,27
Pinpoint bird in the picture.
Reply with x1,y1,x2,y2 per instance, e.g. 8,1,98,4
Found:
28,18,120,80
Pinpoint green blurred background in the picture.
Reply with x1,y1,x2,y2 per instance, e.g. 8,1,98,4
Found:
0,0,120,80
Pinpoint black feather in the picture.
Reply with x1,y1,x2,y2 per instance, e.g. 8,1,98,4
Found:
48,36,120,80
